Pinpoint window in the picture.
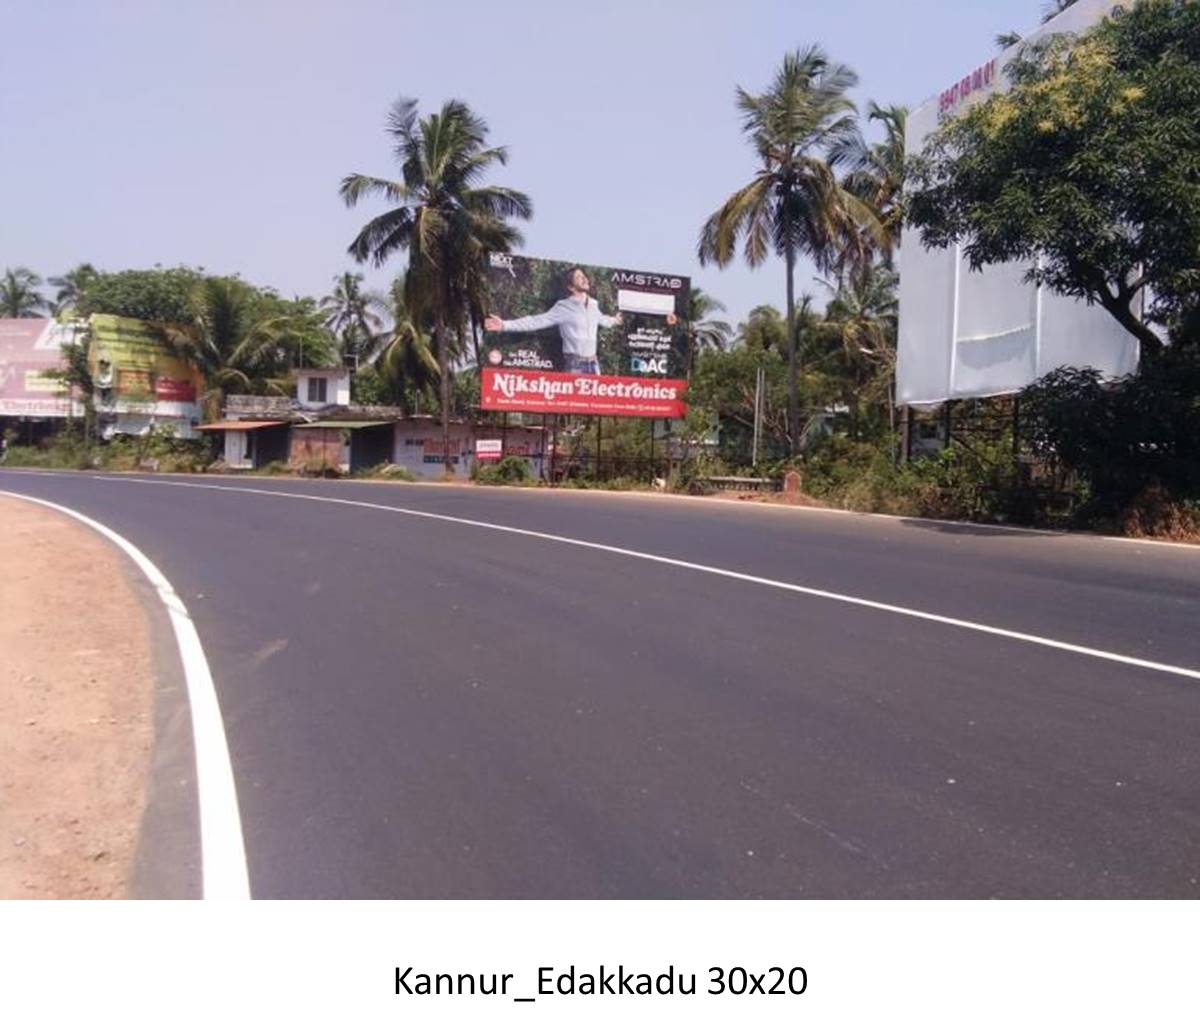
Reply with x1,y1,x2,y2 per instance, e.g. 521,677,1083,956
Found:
306,377,327,403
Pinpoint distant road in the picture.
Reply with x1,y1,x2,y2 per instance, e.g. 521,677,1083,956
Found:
4,468,1199,898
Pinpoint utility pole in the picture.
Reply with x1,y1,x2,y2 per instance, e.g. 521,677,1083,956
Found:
751,364,764,467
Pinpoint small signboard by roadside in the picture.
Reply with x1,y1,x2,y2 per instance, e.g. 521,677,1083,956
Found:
475,439,503,463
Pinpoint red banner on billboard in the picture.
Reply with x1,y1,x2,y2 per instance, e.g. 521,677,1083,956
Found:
481,368,687,418
155,375,197,402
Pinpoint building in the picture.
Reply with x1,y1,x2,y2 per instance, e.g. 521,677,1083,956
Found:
896,0,1140,408
201,371,547,478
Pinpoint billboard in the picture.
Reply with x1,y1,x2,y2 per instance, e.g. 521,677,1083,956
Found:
0,318,84,418
479,254,689,418
88,314,203,406
896,0,1140,406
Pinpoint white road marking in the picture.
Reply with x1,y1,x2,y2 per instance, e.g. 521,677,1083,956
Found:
9,466,1200,550
0,489,251,900
68,474,1200,685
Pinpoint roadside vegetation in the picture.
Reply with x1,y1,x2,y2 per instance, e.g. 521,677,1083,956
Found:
3,0,1197,540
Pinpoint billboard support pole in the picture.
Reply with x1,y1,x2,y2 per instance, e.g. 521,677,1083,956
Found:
539,417,548,482
549,414,558,486
595,417,602,481
649,419,656,481
1012,396,1020,462
501,411,508,455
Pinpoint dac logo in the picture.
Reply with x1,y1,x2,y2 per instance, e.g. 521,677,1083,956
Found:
632,356,667,374
489,253,515,269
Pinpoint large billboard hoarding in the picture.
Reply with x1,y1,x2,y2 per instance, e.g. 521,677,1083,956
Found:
0,319,84,418
88,315,203,406
896,0,1139,406
479,254,689,418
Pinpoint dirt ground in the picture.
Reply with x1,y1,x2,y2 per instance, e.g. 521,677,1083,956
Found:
0,495,154,899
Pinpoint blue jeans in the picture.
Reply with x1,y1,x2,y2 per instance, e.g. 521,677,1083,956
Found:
562,355,600,375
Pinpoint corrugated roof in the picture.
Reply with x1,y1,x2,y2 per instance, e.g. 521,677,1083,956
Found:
196,420,288,431
295,420,393,430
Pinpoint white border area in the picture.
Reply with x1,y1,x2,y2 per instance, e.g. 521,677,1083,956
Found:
0,902,1194,1027
0,489,250,899
80,475,1200,684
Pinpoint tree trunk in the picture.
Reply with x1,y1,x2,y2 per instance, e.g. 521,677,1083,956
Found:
1097,290,1163,362
472,320,484,371
785,245,798,457
436,317,452,474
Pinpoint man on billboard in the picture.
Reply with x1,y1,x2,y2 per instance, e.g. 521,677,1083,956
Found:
485,266,672,375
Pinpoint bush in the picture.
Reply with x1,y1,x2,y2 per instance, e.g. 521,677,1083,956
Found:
4,441,92,470
1021,359,1200,517
797,432,1036,523
668,453,729,495
1120,482,1200,542
358,463,416,481
473,455,532,485
300,458,342,478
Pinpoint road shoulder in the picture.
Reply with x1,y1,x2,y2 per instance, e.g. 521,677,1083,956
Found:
0,495,181,898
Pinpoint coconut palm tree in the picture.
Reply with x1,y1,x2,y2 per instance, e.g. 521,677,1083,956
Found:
48,263,99,316
816,264,899,432
366,275,440,414
340,97,532,471
320,271,387,365
162,277,335,420
837,102,908,274
998,1,1079,50
698,47,876,455
683,287,733,367
1,267,50,318
1042,0,1079,20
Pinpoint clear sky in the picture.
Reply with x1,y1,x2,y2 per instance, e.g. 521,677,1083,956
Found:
2,0,1044,327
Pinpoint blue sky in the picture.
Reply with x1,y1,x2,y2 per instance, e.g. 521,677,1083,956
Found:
2,1,1042,327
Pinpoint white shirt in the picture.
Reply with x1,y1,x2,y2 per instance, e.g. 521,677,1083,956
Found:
499,295,619,358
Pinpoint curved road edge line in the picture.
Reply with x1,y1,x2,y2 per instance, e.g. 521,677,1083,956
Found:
0,489,251,900
94,476,1200,684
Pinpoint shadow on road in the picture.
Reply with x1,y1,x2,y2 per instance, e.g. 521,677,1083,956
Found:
896,518,1056,539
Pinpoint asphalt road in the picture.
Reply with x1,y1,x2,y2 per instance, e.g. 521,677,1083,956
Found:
3,468,1199,898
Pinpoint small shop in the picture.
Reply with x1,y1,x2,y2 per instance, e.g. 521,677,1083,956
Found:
197,420,290,469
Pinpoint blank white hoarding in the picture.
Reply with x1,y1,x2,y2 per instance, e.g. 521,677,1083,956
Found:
617,289,676,316
896,0,1140,406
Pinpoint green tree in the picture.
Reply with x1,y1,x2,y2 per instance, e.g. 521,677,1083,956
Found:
815,263,898,435
161,277,335,420
320,271,387,363
698,47,874,455
837,102,908,273
688,344,791,463
48,263,99,316
340,96,532,470
682,287,732,367
367,277,439,414
1,267,50,317
77,267,203,324
908,0,1200,356
736,304,789,353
